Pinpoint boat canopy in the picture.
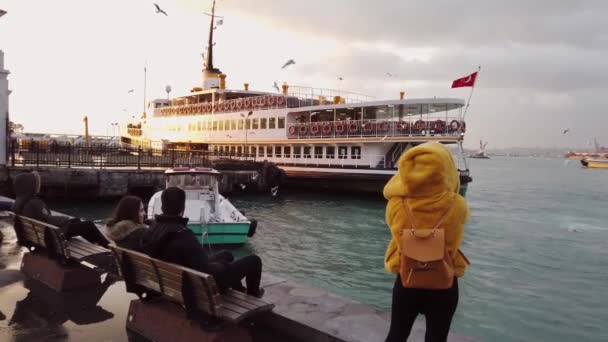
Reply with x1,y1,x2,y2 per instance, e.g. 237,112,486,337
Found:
165,167,221,190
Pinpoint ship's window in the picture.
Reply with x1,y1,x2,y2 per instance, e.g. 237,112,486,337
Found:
326,146,335,159
294,146,301,158
217,120,222,131
231,146,236,154
284,146,291,158
351,146,361,159
237,146,243,155
266,146,272,157
258,145,264,157
278,117,285,129
251,146,257,156
269,117,276,129
198,121,202,131
238,119,244,130
223,120,229,131
246,119,251,130
253,118,259,129
275,146,282,157
304,146,312,159
314,146,323,158
338,146,348,159
213,120,218,131
231,120,237,130
261,118,267,129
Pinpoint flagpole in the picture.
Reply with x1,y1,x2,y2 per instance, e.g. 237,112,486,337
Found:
462,65,481,121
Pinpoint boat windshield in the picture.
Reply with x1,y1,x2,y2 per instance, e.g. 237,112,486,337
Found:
166,173,217,190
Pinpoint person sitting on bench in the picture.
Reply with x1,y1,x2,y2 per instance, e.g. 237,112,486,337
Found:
11,171,110,248
142,187,264,297
105,195,149,250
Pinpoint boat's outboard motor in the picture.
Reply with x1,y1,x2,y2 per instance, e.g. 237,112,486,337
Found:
248,219,258,237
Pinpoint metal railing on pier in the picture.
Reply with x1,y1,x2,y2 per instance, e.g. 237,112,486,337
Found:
8,141,256,170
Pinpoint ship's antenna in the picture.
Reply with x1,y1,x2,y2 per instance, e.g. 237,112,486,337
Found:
143,60,148,119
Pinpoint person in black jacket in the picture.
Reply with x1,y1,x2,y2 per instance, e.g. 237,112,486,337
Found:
105,195,149,250
142,187,264,297
11,171,109,247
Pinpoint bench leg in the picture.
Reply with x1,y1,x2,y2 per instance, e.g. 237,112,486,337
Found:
126,299,253,342
21,252,101,292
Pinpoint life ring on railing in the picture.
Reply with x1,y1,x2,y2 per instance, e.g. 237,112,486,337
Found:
363,122,374,133
322,123,332,134
268,96,275,106
460,121,466,133
414,120,426,132
449,120,460,132
396,121,409,132
258,96,266,107
288,126,297,135
236,99,243,110
244,98,251,108
277,96,285,105
432,120,446,133
348,122,358,134
299,125,308,135
335,122,346,134
311,124,320,135
379,121,389,132
230,100,236,110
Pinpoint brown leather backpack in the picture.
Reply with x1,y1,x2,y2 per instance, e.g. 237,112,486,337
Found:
399,199,456,290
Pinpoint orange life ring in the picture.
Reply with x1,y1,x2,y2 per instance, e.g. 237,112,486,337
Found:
268,96,276,106
379,121,389,132
230,100,236,110
236,99,243,109
414,120,426,132
322,123,332,134
432,120,445,133
258,96,266,107
348,122,358,134
449,120,460,132
311,124,320,135
288,125,297,135
244,98,251,108
460,121,466,133
335,122,346,134
363,122,374,133
206,103,212,112
277,96,285,105
299,125,308,135
396,121,409,132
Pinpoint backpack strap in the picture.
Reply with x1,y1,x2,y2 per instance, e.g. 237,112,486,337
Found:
402,197,456,235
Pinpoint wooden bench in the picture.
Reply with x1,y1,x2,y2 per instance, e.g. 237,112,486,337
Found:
111,245,274,325
8,212,112,291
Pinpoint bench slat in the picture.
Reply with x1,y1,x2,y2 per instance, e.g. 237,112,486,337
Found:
67,243,101,258
222,294,265,311
225,288,273,307
129,258,183,283
69,239,108,254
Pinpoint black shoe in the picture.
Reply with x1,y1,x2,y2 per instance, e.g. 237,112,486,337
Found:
248,288,265,298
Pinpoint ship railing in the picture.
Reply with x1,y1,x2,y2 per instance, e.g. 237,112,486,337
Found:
286,86,374,106
154,94,291,117
286,117,466,140
268,153,389,169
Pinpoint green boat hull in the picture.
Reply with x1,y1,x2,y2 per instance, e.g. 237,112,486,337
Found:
188,223,250,246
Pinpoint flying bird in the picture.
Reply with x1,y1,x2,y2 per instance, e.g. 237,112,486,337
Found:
127,89,134,93
251,173,259,181
338,76,344,81
386,72,393,77
562,128,570,134
270,185,279,197
273,81,280,92
239,183,247,190
153,3,168,16
281,59,295,69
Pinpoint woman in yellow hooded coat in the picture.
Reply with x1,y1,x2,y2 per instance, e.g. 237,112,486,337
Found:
384,142,469,342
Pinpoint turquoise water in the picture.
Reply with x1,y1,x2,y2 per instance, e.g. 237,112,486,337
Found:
51,157,608,342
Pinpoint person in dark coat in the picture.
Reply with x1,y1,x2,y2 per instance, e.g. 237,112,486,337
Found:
142,187,264,297
11,171,110,247
105,195,149,250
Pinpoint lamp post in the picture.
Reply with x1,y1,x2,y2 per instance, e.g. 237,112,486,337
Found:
240,111,253,157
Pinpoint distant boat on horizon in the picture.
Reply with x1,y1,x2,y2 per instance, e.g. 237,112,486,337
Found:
469,140,490,159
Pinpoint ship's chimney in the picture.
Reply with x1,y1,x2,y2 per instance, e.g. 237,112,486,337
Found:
282,82,289,95
244,83,249,91
219,74,226,89
400,91,405,100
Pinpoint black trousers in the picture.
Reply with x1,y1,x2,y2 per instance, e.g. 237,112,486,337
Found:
216,255,262,295
385,275,459,342
64,219,110,248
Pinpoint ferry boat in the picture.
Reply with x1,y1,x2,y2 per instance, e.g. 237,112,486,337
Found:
121,0,472,195
148,167,257,246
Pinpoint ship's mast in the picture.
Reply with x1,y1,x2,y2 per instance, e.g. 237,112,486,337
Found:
201,0,224,89
205,0,216,71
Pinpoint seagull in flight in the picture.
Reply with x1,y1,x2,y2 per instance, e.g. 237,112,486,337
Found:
270,186,279,197
386,72,393,77
153,3,168,16
281,59,295,69
273,81,280,92
338,76,344,81
127,89,134,93
239,183,247,190
562,128,570,134
251,173,259,181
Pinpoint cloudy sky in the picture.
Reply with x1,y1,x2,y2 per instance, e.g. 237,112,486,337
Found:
1,0,607,148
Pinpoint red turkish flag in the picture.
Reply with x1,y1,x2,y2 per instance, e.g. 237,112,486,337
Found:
451,72,478,88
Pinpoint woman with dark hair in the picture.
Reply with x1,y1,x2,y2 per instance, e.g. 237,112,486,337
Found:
105,195,149,250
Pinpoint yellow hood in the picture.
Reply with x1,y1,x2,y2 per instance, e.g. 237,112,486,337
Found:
383,142,469,277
